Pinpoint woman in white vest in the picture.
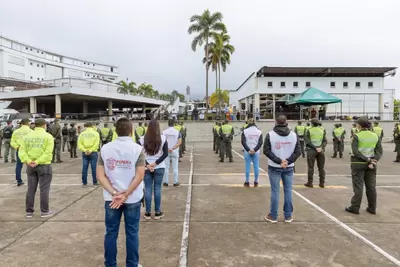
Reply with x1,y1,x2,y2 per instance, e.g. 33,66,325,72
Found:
241,118,263,187
263,115,301,224
139,120,169,220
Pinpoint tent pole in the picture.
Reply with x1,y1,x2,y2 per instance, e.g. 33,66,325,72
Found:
340,102,343,120
272,94,276,120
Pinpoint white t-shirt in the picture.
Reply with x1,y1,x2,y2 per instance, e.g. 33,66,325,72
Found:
99,136,145,204
163,127,180,150
139,135,167,169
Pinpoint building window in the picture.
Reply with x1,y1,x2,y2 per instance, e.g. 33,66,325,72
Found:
111,67,114,72
293,81,298,87
280,81,286,87
330,82,336,87
267,81,273,87
30,48,32,51
30,76,33,79
37,50,39,53
306,81,311,87
26,47,28,50
41,65,44,68
355,82,361,88
93,64,95,66
37,64,40,67
37,78,40,81
368,82,374,88
30,62,33,66
41,78,44,81
41,52,44,54
343,82,348,88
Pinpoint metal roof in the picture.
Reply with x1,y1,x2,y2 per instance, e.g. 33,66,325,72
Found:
0,77,54,90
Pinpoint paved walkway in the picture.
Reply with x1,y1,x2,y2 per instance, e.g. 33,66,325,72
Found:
0,143,399,267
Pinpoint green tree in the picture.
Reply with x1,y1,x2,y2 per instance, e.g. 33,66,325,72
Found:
210,88,229,110
394,98,400,120
137,83,155,98
188,9,226,111
117,81,137,95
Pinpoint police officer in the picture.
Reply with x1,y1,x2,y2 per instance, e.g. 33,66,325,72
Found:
332,123,346,158
0,123,3,159
135,122,146,141
372,122,383,140
144,122,148,133
11,118,33,186
345,117,383,215
19,118,55,218
213,122,219,152
174,121,184,160
304,118,327,188
101,123,113,146
50,119,62,163
30,122,35,130
214,122,221,155
180,121,187,153
62,123,70,152
219,120,234,162
78,122,100,186
350,123,358,138
294,121,306,158
68,123,78,158
393,122,400,163
3,120,16,163
306,122,311,131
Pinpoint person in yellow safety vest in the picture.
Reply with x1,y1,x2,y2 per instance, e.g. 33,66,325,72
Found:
18,118,55,218
372,122,383,140
11,118,33,186
304,118,327,188
393,123,400,163
219,120,234,162
135,122,146,141
179,121,187,154
332,123,346,158
101,123,113,146
213,122,219,152
144,122,148,133
294,121,306,158
174,122,184,160
214,122,222,155
350,123,359,138
345,116,383,215
78,122,100,186
305,122,311,132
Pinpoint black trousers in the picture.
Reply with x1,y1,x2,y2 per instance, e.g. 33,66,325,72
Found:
69,141,77,158
349,164,377,212
306,149,326,185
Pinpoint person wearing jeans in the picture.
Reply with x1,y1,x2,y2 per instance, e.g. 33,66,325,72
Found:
263,115,301,223
163,119,182,187
78,122,100,186
97,118,145,267
241,118,263,187
139,120,169,220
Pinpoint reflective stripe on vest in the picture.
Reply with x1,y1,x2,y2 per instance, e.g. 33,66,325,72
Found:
221,124,233,135
309,127,324,147
356,131,378,158
334,128,345,138
295,125,305,136
373,127,383,137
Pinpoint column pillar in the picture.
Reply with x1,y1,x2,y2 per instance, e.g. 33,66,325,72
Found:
108,100,113,122
272,94,276,120
29,97,37,114
55,94,61,119
254,93,260,113
378,93,384,117
82,101,88,115
142,104,146,118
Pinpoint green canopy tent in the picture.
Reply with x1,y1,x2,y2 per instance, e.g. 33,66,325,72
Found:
286,87,342,119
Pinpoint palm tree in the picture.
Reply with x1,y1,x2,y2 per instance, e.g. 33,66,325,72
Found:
188,9,226,111
210,89,229,109
137,83,155,98
117,81,137,95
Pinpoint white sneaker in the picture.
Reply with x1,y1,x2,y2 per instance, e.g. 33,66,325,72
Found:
26,212,35,218
41,211,55,218
138,264,143,267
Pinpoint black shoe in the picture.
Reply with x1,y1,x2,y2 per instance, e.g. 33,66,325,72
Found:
331,156,337,158
143,212,151,220
304,183,313,188
93,182,99,186
219,160,224,162
173,182,180,187
74,155,78,158
393,160,400,163
366,207,376,215
339,155,343,158
319,184,325,188
215,152,218,154
229,159,233,162
345,207,359,215
56,160,63,163
17,182,25,186
302,155,305,158
163,183,168,187
254,182,259,187
11,160,16,163
4,160,9,163
51,161,55,163
244,182,250,187
154,212,164,220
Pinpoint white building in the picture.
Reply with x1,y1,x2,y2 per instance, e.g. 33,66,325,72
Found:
0,36,119,83
230,67,397,120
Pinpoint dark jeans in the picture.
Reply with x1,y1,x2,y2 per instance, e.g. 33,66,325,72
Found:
268,166,294,220
144,168,165,213
104,201,141,267
82,152,98,185
306,149,326,184
26,165,52,213
15,150,24,184
349,164,377,212
299,139,305,157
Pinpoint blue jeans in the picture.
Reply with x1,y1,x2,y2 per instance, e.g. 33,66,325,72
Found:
104,201,141,267
244,151,260,183
82,152,98,185
16,150,23,184
268,166,294,220
163,150,179,184
144,168,165,213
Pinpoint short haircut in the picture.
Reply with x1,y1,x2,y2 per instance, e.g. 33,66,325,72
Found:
84,122,93,127
138,122,143,126
116,117,132,137
168,119,175,127
275,115,287,125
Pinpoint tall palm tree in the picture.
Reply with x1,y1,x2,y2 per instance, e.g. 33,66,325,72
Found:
117,81,137,95
137,83,155,98
188,9,226,111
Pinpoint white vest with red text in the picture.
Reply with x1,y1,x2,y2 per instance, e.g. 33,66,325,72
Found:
243,126,262,153
268,131,297,168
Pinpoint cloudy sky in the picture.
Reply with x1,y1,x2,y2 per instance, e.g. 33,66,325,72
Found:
0,0,399,98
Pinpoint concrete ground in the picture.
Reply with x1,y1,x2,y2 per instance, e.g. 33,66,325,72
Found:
0,142,399,267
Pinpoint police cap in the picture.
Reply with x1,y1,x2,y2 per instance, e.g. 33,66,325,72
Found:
310,118,320,126
84,122,93,127
64,123,68,126
35,118,46,127
54,119,60,123
21,118,30,124
356,116,369,128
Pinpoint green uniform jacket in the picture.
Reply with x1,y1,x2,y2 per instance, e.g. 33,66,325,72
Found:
11,125,33,149
18,128,54,164
351,130,383,163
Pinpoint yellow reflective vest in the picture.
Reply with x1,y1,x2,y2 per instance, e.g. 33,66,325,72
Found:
78,128,100,153
11,125,33,149
18,127,54,164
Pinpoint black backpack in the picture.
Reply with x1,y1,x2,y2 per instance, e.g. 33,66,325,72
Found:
62,127,68,135
3,126,13,139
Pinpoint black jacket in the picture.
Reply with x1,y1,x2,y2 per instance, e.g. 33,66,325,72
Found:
263,125,301,165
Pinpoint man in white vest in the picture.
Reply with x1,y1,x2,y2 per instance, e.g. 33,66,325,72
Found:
263,115,301,223
163,119,182,186
96,117,145,267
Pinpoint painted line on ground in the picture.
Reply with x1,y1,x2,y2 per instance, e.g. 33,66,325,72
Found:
179,145,194,267
231,149,400,266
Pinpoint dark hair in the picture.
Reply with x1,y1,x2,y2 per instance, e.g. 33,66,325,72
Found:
275,115,287,126
168,119,175,127
143,120,161,156
116,117,132,137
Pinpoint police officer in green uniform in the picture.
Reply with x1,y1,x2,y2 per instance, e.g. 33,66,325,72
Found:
345,117,383,215
180,121,187,153
372,122,383,140
135,122,146,141
219,120,234,162
69,123,78,158
101,123,113,146
304,118,327,188
0,124,3,159
213,122,218,152
62,123,70,152
295,121,306,158
350,123,358,138
332,123,346,158
50,119,62,163
215,122,221,155
393,123,400,163
3,120,16,163
174,121,184,159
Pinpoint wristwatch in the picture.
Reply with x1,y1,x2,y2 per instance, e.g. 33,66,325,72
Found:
111,190,117,196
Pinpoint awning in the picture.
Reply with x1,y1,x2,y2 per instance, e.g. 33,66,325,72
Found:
286,87,342,105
